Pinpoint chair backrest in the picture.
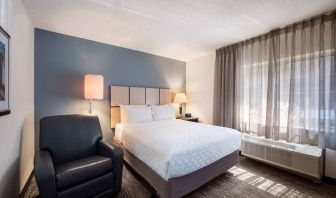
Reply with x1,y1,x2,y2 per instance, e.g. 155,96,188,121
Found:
40,114,102,166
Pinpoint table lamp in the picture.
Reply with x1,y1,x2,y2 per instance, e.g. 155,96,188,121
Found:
173,93,188,117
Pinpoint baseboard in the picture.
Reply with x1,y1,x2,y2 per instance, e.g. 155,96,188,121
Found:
18,171,34,198
323,176,336,186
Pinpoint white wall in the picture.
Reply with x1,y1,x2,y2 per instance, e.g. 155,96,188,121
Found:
186,52,215,124
0,0,34,197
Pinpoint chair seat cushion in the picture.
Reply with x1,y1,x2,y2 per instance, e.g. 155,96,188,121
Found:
56,155,113,189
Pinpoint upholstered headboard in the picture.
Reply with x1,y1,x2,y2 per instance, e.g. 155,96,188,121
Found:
110,86,171,128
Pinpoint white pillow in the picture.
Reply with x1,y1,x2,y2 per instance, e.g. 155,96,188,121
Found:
151,104,176,121
120,105,153,124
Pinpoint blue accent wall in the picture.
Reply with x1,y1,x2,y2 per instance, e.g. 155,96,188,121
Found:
35,29,186,142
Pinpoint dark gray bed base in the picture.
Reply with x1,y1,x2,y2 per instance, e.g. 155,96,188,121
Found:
113,138,239,198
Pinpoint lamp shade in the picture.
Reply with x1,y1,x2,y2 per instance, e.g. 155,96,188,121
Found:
84,74,104,100
173,93,188,104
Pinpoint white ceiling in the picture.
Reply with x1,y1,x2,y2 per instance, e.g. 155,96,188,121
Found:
22,0,336,61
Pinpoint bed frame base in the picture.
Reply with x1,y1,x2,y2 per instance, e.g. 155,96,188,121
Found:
113,138,239,198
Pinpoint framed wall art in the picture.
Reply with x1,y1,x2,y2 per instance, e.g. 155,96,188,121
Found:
0,26,10,116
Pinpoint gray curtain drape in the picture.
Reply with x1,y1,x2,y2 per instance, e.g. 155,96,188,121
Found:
0,52,4,100
213,11,336,149
213,46,237,128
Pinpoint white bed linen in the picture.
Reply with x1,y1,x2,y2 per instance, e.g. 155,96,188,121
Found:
151,104,175,120
119,119,242,181
115,123,125,142
120,105,153,123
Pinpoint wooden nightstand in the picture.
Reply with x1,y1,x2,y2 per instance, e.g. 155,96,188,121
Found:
178,117,199,122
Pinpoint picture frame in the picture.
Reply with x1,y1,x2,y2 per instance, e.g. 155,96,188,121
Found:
0,26,10,116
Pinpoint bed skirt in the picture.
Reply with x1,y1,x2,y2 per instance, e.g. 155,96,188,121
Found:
113,137,239,198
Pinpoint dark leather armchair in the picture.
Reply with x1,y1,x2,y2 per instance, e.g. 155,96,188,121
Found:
34,114,123,198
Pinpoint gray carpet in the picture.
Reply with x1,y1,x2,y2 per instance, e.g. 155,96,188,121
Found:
24,156,336,198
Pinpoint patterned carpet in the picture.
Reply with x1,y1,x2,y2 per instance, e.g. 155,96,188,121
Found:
24,156,336,198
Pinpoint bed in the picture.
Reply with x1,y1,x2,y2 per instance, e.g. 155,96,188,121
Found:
110,86,242,198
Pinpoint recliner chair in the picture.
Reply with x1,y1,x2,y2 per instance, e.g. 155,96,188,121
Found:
34,114,123,198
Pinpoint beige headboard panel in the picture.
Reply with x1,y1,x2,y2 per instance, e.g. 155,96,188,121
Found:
110,86,129,106
110,86,171,128
130,87,146,105
146,88,159,105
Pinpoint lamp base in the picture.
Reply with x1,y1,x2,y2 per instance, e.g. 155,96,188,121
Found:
89,99,92,114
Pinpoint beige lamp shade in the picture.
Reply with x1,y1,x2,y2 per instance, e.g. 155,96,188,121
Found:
84,74,104,100
173,93,188,104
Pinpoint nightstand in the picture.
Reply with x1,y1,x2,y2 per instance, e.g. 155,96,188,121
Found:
178,117,199,122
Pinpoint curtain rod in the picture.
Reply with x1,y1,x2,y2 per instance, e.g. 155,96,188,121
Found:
279,8,336,29
216,8,336,51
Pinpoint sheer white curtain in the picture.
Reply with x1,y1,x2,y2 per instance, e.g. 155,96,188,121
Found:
214,12,336,149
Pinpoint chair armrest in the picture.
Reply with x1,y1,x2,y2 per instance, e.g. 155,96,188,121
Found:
98,141,123,192
98,140,123,159
34,151,57,198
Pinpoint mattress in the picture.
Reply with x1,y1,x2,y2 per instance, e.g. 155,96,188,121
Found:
118,119,242,181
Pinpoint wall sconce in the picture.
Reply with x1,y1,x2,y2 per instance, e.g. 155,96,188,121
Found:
84,74,104,113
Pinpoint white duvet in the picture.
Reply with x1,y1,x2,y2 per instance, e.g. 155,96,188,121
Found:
117,119,242,181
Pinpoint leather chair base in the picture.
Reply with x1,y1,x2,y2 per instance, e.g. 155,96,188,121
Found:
94,188,116,198
58,172,114,198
